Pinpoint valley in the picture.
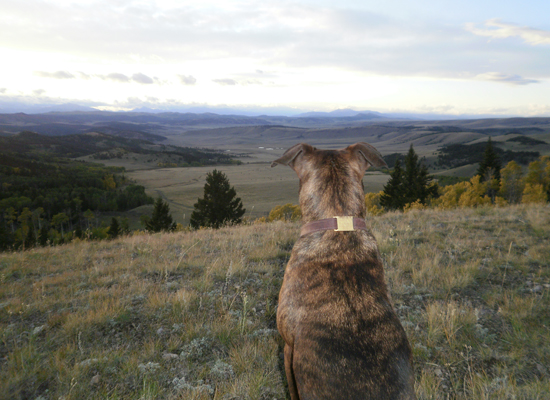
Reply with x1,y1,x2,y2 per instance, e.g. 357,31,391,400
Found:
1,111,550,226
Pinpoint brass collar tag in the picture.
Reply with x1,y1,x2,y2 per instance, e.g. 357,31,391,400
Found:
300,216,368,237
334,216,355,231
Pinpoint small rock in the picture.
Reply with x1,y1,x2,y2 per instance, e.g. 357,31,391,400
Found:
157,327,166,336
162,353,179,361
401,321,414,329
532,285,543,293
90,374,100,385
435,368,443,377
537,363,548,376
138,362,160,374
32,325,46,335
79,358,99,367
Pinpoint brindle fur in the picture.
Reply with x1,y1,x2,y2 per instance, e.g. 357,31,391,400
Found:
272,143,416,400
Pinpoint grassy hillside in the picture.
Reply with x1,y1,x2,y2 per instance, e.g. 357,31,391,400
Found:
1,205,549,399
0,131,233,165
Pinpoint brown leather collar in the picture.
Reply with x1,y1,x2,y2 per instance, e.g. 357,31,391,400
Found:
300,216,368,237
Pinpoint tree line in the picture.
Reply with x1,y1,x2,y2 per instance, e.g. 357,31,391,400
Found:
0,153,153,250
3,140,548,252
267,141,549,220
365,139,550,214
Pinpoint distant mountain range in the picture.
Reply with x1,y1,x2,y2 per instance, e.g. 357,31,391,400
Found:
0,102,98,114
0,101,531,120
1,108,550,151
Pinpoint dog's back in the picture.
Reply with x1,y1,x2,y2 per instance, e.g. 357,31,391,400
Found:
273,143,416,400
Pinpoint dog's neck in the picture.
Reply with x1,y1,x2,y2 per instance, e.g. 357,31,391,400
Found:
300,216,368,237
298,159,366,223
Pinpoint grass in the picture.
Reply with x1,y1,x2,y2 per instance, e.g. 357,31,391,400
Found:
1,204,550,399
122,162,389,225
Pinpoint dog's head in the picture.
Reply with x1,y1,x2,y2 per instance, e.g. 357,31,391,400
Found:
272,143,387,221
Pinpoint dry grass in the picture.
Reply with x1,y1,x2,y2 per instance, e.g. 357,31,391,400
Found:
1,204,550,399
124,164,389,224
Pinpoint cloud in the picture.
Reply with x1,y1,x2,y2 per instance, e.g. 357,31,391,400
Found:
242,80,263,85
34,69,157,85
78,71,92,80
34,71,75,79
0,88,6,94
476,72,540,85
213,78,238,86
2,1,549,86
98,72,157,84
178,75,197,85
132,73,154,84
103,73,131,83
466,19,550,46
33,89,46,96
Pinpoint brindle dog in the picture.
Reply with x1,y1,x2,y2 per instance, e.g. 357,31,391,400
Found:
272,143,416,400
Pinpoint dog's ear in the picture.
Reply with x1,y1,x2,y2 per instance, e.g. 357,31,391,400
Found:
347,142,387,173
271,143,315,179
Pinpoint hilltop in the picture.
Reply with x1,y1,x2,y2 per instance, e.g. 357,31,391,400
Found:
1,204,549,399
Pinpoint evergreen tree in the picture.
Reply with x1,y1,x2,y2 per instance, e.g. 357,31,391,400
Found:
190,169,246,229
415,158,439,204
380,145,438,210
476,138,502,201
120,217,130,235
0,220,14,251
109,217,121,238
477,138,502,182
39,225,49,246
145,197,176,232
75,223,83,239
25,221,36,249
380,158,406,210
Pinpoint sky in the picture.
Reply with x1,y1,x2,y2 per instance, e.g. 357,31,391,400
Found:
1,0,549,116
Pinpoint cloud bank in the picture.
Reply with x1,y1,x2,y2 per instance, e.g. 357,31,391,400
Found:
476,72,539,85
34,70,160,85
34,71,75,79
4,1,547,80
213,79,238,86
466,19,550,46
178,75,197,85
1,1,548,116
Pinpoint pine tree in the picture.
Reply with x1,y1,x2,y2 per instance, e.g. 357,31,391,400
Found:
476,138,502,201
75,223,84,239
403,146,419,204
380,145,437,210
0,220,13,251
477,138,502,182
25,221,36,249
39,225,49,246
120,217,130,235
380,158,406,210
145,197,176,232
190,169,246,229
109,217,121,238
415,157,438,204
